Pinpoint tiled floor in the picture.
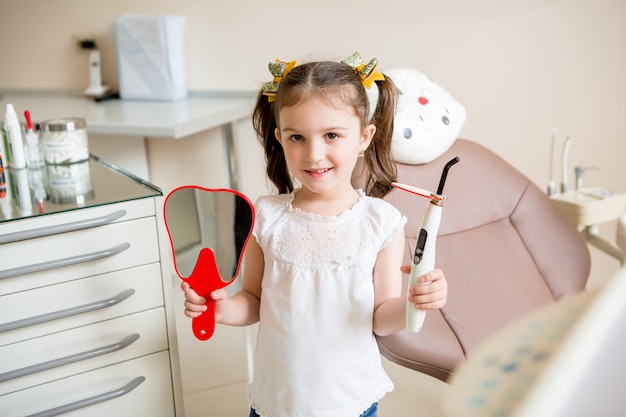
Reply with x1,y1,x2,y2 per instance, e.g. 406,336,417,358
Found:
379,359,448,416
179,354,447,417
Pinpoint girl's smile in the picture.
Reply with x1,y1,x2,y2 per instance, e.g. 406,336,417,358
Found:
305,167,332,178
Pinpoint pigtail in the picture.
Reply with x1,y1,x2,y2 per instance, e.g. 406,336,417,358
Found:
252,91,294,194
362,76,398,198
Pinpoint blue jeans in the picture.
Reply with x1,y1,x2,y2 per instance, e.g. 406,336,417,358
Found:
249,402,378,417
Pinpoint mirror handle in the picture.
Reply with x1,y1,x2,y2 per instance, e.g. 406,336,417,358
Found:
193,300,216,341
184,247,228,340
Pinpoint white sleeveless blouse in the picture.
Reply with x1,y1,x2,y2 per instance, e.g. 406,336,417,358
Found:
249,190,407,417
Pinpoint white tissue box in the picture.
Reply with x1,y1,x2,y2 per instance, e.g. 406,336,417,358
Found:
115,14,187,101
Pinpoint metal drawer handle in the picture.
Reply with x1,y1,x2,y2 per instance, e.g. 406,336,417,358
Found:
0,209,127,244
0,333,140,383
0,289,135,333
26,376,145,417
0,242,131,280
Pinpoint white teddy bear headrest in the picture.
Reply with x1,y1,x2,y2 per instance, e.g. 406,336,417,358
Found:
368,68,466,165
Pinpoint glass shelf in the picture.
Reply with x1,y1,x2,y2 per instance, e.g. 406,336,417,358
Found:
0,155,162,223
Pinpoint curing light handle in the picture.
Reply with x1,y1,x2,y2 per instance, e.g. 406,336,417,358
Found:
406,201,442,333
406,156,458,333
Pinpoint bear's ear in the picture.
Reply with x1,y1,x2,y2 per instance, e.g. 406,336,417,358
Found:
386,68,466,165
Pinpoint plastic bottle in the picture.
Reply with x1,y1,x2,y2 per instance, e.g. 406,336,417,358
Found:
11,168,32,216
0,129,8,165
4,104,26,169
24,110,44,167
0,150,7,199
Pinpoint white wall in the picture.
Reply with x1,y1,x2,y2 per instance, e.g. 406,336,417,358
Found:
2,0,624,185
1,0,623,273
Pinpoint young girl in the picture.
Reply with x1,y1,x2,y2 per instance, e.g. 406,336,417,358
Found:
182,53,448,417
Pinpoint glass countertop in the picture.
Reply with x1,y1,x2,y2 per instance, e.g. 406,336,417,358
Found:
0,155,162,223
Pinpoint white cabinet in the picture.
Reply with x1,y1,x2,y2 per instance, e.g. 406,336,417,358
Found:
2,352,175,417
0,158,183,416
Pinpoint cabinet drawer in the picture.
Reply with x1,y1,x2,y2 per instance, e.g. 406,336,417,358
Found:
0,263,164,346
0,198,156,236
0,217,159,295
0,308,168,395
1,351,175,417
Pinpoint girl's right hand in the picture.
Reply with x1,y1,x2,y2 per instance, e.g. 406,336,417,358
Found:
181,281,230,322
181,281,206,318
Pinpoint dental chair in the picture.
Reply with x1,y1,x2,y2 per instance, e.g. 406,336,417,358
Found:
352,138,591,381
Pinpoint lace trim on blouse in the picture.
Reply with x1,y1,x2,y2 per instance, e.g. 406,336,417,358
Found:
253,190,406,270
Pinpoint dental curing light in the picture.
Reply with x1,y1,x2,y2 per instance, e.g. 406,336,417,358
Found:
392,156,460,333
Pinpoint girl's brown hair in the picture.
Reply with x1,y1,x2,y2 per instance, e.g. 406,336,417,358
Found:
252,60,398,198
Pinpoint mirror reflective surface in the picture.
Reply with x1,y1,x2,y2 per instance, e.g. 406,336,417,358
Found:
163,186,255,340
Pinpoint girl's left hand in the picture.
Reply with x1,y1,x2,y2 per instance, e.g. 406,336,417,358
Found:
401,266,448,310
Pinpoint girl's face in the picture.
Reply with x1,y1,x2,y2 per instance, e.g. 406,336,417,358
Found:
275,96,375,199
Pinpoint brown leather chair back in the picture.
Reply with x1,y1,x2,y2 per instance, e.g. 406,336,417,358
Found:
353,138,591,381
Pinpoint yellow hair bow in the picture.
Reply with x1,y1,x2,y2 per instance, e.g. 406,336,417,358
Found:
342,52,385,89
261,59,297,102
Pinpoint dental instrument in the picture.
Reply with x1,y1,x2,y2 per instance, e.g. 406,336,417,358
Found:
547,128,557,196
392,156,460,333
561,136,571,193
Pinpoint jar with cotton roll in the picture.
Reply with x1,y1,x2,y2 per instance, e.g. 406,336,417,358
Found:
41,118,90,164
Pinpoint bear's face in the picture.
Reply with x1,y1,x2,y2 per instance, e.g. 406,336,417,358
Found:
380,68,466,165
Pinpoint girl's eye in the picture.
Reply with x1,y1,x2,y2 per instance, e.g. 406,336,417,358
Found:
325,132,339,141
290,134,304,142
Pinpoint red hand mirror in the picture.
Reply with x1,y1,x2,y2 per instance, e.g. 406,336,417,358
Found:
163,186,255,340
